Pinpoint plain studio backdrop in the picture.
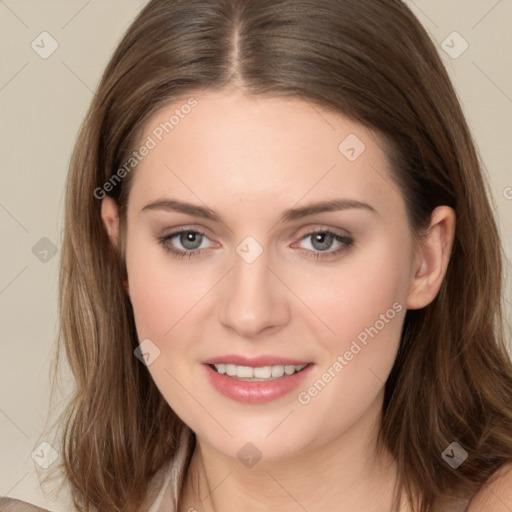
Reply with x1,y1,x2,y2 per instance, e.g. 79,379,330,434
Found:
0,1,511,510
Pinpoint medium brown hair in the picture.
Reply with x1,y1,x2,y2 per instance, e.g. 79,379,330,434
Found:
41,0,512,510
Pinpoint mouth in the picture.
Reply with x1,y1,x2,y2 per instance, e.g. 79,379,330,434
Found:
202,359,315,404
208,363,310,381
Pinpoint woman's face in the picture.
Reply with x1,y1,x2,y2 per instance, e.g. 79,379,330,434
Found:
116,91,426,461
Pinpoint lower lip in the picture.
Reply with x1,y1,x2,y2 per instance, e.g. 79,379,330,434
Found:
203,363,314,404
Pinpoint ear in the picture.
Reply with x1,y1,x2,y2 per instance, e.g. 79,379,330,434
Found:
406,205,456,310
101,196,130,296
101,195,121,248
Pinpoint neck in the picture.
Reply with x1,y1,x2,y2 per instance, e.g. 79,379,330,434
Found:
179,391,400,512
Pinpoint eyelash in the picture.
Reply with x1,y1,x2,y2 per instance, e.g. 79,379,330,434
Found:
157,228,353,261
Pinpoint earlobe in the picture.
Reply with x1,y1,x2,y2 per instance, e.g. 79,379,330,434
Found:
101,195,121,249
406,206,456,310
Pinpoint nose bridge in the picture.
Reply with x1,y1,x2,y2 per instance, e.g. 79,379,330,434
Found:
218,236,289,337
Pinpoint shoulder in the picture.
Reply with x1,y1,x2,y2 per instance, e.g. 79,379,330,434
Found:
467,464,512,512
0,498,52,511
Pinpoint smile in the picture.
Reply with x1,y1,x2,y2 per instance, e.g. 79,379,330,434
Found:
203,361,314,403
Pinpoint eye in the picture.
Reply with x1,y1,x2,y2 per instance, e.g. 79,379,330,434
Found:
157,229,214,259
294,229,353,260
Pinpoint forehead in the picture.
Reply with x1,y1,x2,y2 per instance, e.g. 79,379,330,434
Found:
127,91,401,217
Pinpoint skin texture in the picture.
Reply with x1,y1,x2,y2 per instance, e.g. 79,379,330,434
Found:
101,90,456,512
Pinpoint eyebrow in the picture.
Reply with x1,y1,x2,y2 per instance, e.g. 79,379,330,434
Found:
140,197,378,223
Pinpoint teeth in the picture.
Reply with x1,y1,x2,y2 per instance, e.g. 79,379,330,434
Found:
254,366,272,378
271,365,285,378
284,365,296,375
213,363,307,379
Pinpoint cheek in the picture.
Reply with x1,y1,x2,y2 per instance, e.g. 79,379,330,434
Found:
295,234,411,354
125,232,208,340
291,238,409,416
127,257,177,340
124,233,230,439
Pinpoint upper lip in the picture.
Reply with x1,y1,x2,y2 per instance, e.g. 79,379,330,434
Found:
203,354,312,367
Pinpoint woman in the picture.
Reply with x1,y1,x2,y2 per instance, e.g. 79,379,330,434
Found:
4,0,512,510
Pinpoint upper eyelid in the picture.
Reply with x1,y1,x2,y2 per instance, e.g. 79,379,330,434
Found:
161,222,351,236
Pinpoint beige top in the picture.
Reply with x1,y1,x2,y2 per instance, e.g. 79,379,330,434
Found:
139,423,194,512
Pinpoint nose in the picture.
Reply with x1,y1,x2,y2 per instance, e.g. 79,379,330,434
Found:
218,246,290,339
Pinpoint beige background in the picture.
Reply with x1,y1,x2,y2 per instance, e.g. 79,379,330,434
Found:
1,1,511,510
